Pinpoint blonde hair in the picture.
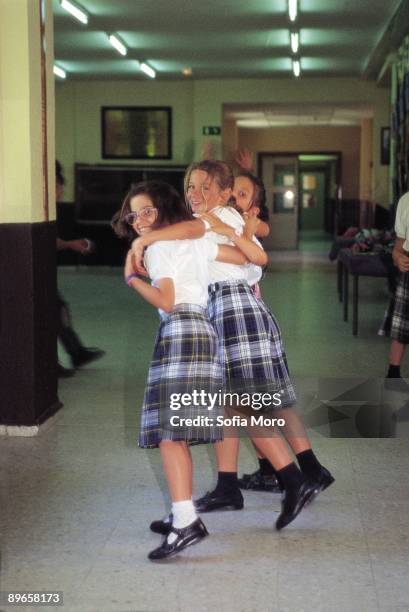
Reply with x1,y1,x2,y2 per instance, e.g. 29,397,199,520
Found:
184,159,234,206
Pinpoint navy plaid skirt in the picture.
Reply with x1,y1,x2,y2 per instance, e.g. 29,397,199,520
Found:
207,280,296,410
379,272,409,343
383,272,409,344
139,304,223,449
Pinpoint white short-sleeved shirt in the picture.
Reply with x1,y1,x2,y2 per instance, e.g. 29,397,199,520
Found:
205,206,262,285
395,192,409,251
144,236,218,315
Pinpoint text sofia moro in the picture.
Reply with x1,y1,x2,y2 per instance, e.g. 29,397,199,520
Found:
169,415,286,427
169,390,283,411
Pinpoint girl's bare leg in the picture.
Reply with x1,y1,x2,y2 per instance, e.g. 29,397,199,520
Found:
275,408,312,455
248,431,294,471
214,436,240,471
159,440,192,501
390,340,406,365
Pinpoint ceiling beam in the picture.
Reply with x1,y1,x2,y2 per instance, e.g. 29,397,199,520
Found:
376,53,397,88
363,0,409,80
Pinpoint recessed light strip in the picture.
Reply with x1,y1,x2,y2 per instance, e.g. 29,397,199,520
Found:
139,62,156,79
60,0,89,25
290,31,299,54
54,65,67,79
292,59,301,77
288,0,298,22
108,34,127,56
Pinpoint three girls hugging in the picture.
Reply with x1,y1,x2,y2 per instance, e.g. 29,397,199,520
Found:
111,159,334,562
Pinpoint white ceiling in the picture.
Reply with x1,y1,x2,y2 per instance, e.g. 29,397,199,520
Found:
52,0,405,80
224,103,374,127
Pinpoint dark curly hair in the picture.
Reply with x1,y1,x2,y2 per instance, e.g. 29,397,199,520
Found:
111,180,193,241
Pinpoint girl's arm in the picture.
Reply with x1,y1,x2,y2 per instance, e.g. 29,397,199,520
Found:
57,238,89,253
201,213,268,267
255,220,270,238
216,245,247,265
392,238,409,272
132,219,205,274
124,251,175,312
243,209,270,239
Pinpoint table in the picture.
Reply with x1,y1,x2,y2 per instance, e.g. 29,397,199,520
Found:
337,249,389,336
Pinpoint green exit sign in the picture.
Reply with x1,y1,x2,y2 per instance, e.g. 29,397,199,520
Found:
202,126,221,136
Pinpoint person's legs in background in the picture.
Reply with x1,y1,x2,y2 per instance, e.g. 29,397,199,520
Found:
57,292,104,376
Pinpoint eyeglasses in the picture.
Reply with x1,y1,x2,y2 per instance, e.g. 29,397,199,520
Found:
124,207,157,225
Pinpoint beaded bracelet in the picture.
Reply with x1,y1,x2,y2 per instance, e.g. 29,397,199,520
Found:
125,273,139,286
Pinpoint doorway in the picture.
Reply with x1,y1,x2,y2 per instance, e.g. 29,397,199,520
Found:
258,152,341,250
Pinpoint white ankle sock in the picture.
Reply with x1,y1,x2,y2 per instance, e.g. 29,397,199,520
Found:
167,500,197,544
172,500,197,528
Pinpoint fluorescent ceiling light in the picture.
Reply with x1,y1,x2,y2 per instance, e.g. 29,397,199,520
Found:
140,62,156,79
288,0,298,22
290,32,299,54
292,59,301,77
108,34,127,56
60,0,88,25
53,65,67,79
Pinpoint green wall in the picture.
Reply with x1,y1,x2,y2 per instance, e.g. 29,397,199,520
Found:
56,77,390,205
56,80,194,200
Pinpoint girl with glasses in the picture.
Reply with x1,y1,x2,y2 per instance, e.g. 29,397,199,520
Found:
112,180,257,561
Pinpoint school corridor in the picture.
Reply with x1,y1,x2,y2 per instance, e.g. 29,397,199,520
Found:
2,257,409,612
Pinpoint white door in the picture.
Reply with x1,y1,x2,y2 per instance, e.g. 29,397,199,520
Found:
260,155,299,250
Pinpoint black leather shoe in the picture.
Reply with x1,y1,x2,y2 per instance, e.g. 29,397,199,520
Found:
71,347,105,368
304,466,335,506
194,488,244,513
148,518,208,560
238,468,281,493
314,466,335,493
276,480,316,530
150,514,172,535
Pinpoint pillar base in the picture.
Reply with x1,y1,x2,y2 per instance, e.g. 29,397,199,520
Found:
0,221,61,426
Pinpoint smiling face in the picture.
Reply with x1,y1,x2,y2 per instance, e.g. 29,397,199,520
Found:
233,176,255,213
186,169,230,214
129,194,158,235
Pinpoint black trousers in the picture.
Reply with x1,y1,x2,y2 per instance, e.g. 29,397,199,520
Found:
57,292,83,358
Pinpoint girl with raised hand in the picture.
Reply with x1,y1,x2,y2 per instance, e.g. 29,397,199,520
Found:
233,171,270,240
224,169,335,498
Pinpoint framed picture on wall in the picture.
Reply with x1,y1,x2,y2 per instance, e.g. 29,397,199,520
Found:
101,106,172,159
380,127,390,165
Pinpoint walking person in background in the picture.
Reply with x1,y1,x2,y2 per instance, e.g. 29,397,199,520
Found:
56,161,105,377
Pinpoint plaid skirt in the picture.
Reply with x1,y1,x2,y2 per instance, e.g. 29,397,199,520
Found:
207,280,296,411
379,272,409,343
139,304,223,449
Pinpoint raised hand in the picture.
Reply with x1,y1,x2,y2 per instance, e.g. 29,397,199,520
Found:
235,147,254,172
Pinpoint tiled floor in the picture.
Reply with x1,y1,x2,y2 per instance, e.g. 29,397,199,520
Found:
1,259,409,612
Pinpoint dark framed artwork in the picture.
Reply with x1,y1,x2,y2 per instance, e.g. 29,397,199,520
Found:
101,106,172,160
380,127,390,165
